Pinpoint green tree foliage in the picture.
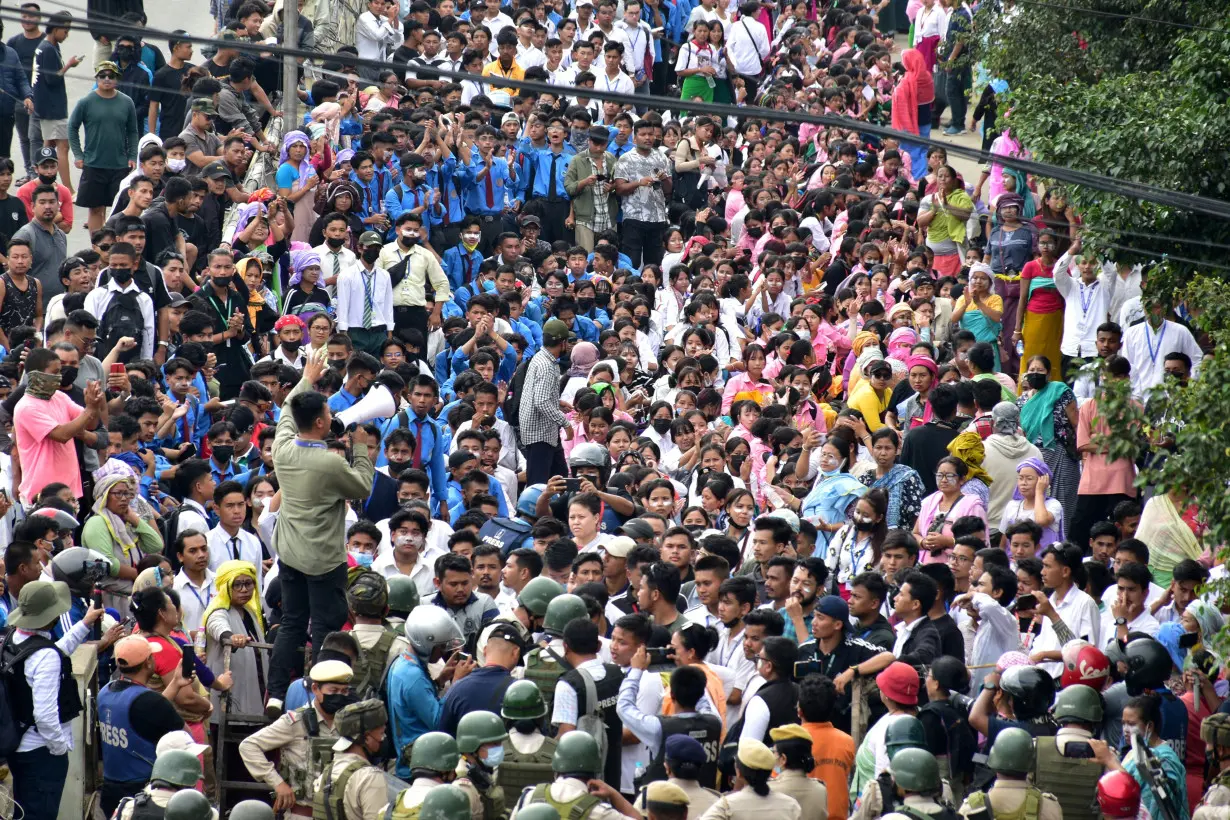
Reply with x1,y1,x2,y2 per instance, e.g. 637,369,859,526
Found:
979,1,1230,281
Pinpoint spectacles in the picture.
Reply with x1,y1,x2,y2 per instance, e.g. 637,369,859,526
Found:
231,579,256,590
935,473,959,483
111,490,135,500
949,553,973,564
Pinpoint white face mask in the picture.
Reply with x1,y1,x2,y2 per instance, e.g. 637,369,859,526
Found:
167,158,187,173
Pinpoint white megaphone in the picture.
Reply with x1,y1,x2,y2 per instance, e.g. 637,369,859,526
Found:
337,384,398,428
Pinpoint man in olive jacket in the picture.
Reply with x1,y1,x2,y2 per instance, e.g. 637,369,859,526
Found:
266,347,376,718
564,126,620,252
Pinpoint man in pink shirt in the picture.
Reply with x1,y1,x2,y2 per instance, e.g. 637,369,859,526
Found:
12,347,105,503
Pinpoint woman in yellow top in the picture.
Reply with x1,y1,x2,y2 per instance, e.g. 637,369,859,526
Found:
951,263,1005,370
847,357,895,432
916,165,974,277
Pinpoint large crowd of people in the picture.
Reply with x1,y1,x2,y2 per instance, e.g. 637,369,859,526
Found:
0,0,1218,818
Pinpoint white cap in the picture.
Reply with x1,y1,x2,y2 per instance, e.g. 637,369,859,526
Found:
156,729,209,757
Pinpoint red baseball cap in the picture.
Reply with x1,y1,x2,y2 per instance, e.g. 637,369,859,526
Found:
876,661,920,705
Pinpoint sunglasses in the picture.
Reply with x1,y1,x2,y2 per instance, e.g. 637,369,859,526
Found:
97,244,113,252
97,72,119,80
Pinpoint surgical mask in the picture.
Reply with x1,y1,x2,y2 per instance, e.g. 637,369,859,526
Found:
111,267,133,285
329,358,347,371
28,370,60,400
387,458,412,476
1025,372,1047,391
636,315,649,330
37,173,57,186
482,746,505,767
325,236,347,250
462,232,481,250
167,158,187,173
652,418,672,435
349,549,374,568
59,366,78,388
362,247,382,264
320,691,358,715
212,445,235,464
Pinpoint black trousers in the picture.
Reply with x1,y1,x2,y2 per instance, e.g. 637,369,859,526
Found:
477,212,503,256
526,440,568,486
1070,493,1135,550
0,113,15,165
622,218,665,269
267,562,349,699
395,304,431,364
14,102,33,175
540,198,574,246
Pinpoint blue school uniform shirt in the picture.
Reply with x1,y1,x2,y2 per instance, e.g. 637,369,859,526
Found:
429,157,469,228
442,245,484,293
328,387,361,414
378,410,449,516
463,156,512,214
450,344,518,383
525,144,577,202
385,181,434,241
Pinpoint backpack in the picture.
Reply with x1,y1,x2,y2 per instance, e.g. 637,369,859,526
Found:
503,357,532,433
159,506,185,571
97,289,146,363
574,667,608,778
0,627,57,759
350,629,398,699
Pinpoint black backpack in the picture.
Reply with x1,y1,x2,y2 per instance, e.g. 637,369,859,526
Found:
97,290,145,363
502,357,532,434
0,627,57,760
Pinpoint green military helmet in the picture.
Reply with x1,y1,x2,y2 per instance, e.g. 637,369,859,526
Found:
457,710,510,755
884,715,927,760
386,575,421,614
419,784,472,820
409,731,462,773
501,679,548,720
1203,712,1230,749
519,577,564,618
149,750,203,788
552,731,602,777
1053,684,1104,726
888,747,941,794
517,805,561,820
987,727,1035,776
228,800,275,820
347,570,389,618
334,698,388,746
542,593,589,636
163,788,213,820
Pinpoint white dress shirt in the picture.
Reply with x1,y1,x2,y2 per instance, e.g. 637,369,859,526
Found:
595,69,636,96
1033,584,1101,677
335,263,395,332
1123,319,1203,398
174,567,217,635
551,657,609,727
83,281,156,359
727,15,769,76
175,500,210,542
1053,253,1117,358
313,243,359,300
371,552,438,599
967,592,1021,689
617,19,653,77
355,10,402,62
516,41,546,68
1100,607,1161,647
14,620,92,754
207,525,264,586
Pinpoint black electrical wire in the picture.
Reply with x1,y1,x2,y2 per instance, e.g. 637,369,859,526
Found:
18,2,1230,224
1005,0,1230,35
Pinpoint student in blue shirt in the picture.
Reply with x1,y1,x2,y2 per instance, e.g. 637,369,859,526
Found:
384,154,435,243
348,151,391,235
573,279,611,330
525,121,577,244
378,373,451,516
442,216,486,293
452,259,499,314
505,297,542,356
204,421,241,485
327,352,381,414
427,142,469,249
463,125,513,253
553,296,600,343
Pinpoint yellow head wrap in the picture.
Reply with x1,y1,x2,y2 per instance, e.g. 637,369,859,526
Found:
203,560,263,628
852,331,880,357
947,430,993,486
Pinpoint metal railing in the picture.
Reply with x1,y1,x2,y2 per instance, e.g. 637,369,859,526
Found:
220,105,287,242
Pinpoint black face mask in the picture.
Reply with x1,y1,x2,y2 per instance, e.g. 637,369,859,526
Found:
746,225,764,239
387,458,412,476
635,316,649,330
37,173,57,186
60,366,78,388
212,445,235,464
325,236,347,250
1025,372,1048,391
790,486,809,499
111,267,133,285
114,46,135,62
282,340,301,353
1179,631,1200,648
512,719,540,735
320,691,359,715
853,518,877,532
652,418,672,435
329,358,347,371
362,247,382,264
577,297,594,312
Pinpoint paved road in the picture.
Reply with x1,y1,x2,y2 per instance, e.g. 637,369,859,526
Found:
41,0,218,231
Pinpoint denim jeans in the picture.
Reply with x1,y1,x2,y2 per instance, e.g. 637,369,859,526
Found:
11,746,69,820
267,562,349,699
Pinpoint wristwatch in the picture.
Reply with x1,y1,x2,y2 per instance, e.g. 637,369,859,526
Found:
1114,617,1128,627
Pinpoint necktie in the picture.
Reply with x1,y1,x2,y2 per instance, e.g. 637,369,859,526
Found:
332,252,340,284
229,537,240,561
441,176,451,226
412,419,424,468
484,168,495,209
462,255,471,285
549,154,559,199
362,271,374,329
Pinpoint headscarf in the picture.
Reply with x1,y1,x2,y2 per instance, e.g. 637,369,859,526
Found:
311,100,343,147
333,148,355,169
996,651,1031,672
1185,599,1225,647
289,246,323,287
1011,457,1052,501
230,201,268,244
991,400,1020,436
852,331,880,358
856,345,886,378
203,560,263,628
568,342,599,378
888,301,915,325
890,49,935,136
947,430,992,486
887,326,917,362
92,470,140,557
278,132,316,191
996,192,1026,222
905,354,938,379
274,314,306,332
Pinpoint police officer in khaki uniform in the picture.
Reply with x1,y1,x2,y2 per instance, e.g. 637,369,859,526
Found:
238,659,352,815
312,699,390,820
384,733,483,820
632,736,718,820
767,725,828,820
347,571,411,697
641,782,691,820
509,732,641,820
456,711,510,820
699,741,802,820
958,728,1061,820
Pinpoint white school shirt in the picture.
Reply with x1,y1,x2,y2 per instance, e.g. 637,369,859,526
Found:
1053,253,1117,358
617,19,653,75
174,567,217,635
1032,584,1101,677
597,69,636,96
206,525,265,586
335,263,395,332
727,15,770,76
1123,319,1203,399
83,281,157,359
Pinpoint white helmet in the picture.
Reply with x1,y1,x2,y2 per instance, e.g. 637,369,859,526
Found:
403,605,465,658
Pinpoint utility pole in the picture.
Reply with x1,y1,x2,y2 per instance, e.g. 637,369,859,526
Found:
281,0,299,126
